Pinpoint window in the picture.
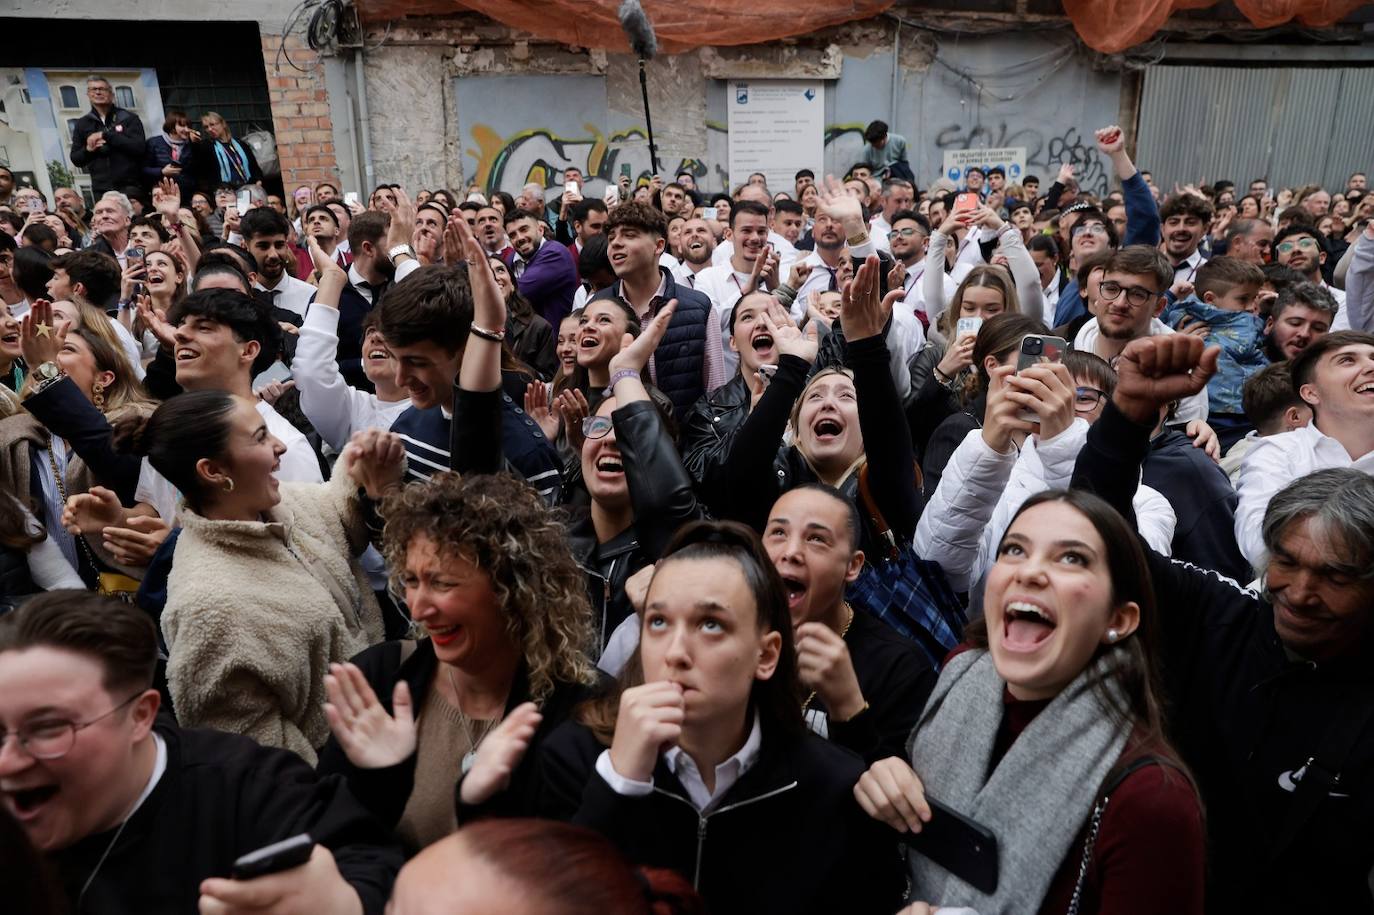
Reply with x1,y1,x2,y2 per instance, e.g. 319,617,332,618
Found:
66,118,80,138
115,86,136,109
60,85,79,109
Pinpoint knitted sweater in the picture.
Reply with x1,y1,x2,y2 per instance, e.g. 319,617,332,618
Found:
162,468,383,763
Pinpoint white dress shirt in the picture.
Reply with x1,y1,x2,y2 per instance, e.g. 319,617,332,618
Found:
694,263,761,379
1234,421,1374,569
1172,248,1207,282
594,713,763,813
254,272,316,321
1324,281,1351,330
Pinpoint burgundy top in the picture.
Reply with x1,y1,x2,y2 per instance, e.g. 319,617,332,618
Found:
986,688,1206,915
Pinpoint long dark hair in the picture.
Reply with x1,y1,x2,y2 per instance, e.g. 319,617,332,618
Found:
964,312,1050,404
555,299,643,398
579,520,805,742
969,489,1189,776
116,390,237,514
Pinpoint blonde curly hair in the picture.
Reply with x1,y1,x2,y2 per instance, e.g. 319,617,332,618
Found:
379,472,599,702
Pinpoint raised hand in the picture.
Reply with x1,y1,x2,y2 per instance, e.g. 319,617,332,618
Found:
20,299,68,368
839,254,893,342
386,187,416,253
524,380,561,442
1112,334,1220,426
154,178,182,218
609,299,677,378
257,379,296,407
938,209,975,237
886,259,907,292
101,515,171,568
740,245,770,297
322,661,416,769
761,301,818,364
973,205,1005,231
853,756,932,834
796,622,865,720
981,364,1036,453
815,174,866,236
555,389,591,452
1057,162,1075,184
1095,125,1126,155
119,261,146,305
63,486,125,538
608,681,685,782
458,702,543,806
342,429,406,499
306,235,347,285
1004,361,1077,441
787,260,814,290
136,293,177,350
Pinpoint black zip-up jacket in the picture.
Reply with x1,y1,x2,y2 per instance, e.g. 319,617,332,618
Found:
533,720,904,915
316,639,607,835
1142,428,1251,584
1072,402,1374,912
69,106,146,197
680,373,749,518
564,397,705,649
721,334,923,559
54,724,401,914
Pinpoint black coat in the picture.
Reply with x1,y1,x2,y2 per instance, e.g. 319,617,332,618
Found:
533,720,905,915
141,135,197,199
1142,428,1251,584
195,136,263,191
506,308,557,381
69,106,146,198
52,724,402,915
681,374,750,517
1073,402,1374,911
315,639,607,834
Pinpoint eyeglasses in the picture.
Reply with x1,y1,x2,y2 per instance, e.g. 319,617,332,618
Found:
891,227,922,238
1276,237,1319,254
1098,280,1158,308
1074,387,1108,413
0,692,142,761
582,415,614,440
1071,223,1108,239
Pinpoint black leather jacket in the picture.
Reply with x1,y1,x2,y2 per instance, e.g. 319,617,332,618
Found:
565,398,704,649
680,374,749,517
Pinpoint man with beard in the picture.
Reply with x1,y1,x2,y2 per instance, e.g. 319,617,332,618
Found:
1159,193,1213,284
1263,282,1337,363
885,209,932,321
475,204,513,260
505,208,577,327
566,198,607,280
1072,245,1210,424
1274,223,1348,325
241,207,315,320
671,217,716,288
1224,218,1274,266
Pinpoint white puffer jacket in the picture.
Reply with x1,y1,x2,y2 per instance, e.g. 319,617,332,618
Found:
913,418,1175,592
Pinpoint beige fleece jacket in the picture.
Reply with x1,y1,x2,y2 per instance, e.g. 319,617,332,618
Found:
162,468,383,763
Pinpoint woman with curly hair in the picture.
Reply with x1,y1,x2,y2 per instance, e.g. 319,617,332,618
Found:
316,471,607,851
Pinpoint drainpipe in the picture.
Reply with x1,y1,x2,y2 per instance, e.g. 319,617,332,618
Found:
353,46,376,193
889,22,901,127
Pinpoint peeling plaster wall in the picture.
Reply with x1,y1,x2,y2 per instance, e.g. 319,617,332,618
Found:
362,45,454,191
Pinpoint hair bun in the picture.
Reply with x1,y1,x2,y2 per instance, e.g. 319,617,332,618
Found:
112,412,154,457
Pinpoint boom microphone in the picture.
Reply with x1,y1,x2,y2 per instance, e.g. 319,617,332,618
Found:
618,0,658,60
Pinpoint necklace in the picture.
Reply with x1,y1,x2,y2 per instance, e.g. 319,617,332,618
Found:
446,666,501,774
801,603,855,712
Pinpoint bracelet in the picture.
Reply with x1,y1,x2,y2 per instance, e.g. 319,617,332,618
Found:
609,369,640,389
468,324,506,342
833,701,870,724
846,230,870,247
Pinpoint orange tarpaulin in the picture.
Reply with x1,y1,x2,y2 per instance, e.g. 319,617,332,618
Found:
1061,0,1369,53
354,0,897,53
355,0,1367,54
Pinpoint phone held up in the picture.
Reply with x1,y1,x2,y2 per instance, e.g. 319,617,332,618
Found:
756,363,779,389
955,316,983,340
953,192,981,215
231,833,315,881
1015,333,1067,423
344,191,361,209
235,188,254,214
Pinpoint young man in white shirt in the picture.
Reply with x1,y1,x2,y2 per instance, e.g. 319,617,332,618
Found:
1159,193,1211,284
694,201,778,376
1235,330,1374,569
711,183,797,269
241,207,316,320
1274,224,1349,327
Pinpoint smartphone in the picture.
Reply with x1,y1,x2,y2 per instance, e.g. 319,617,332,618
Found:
466,192,486,204
954,192,981,214
126,246,145,273
955,316,983,339
236,188,254,213
1015,333,1067,422
344,191,361,208
564,180,580,196
620,163,632,180
702,206,718,222
26,197,46,215
231,834,315,881
901,796,999,895
756,363,778,388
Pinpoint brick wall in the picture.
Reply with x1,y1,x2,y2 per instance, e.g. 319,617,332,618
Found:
260,31,340,190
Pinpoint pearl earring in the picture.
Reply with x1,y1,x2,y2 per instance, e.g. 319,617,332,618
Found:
1106,629,1120,643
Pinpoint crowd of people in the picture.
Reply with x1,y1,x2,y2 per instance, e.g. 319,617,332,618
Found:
1,74,1372,914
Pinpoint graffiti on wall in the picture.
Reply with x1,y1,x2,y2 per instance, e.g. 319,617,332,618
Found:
932,123,1109,196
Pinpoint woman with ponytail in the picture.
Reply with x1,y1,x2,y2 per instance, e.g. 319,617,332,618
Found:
123,390,396,762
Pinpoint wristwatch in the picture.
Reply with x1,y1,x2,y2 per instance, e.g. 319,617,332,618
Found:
388,244,416,264
31,361,64,394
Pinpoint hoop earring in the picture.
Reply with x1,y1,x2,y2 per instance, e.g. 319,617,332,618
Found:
222,477,235,493
92,381,106,411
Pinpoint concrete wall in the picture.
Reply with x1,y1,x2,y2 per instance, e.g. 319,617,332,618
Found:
361,20,1124,204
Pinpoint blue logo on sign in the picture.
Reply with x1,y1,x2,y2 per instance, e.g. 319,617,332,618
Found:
803,88,816,101
736,85,749,105
948,167,960,181
1010,164,1022,177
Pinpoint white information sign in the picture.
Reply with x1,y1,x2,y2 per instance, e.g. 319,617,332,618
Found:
727,80,825,193
941,147,1028,188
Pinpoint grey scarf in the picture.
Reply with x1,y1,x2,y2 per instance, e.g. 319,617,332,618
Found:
907,649,1131,913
